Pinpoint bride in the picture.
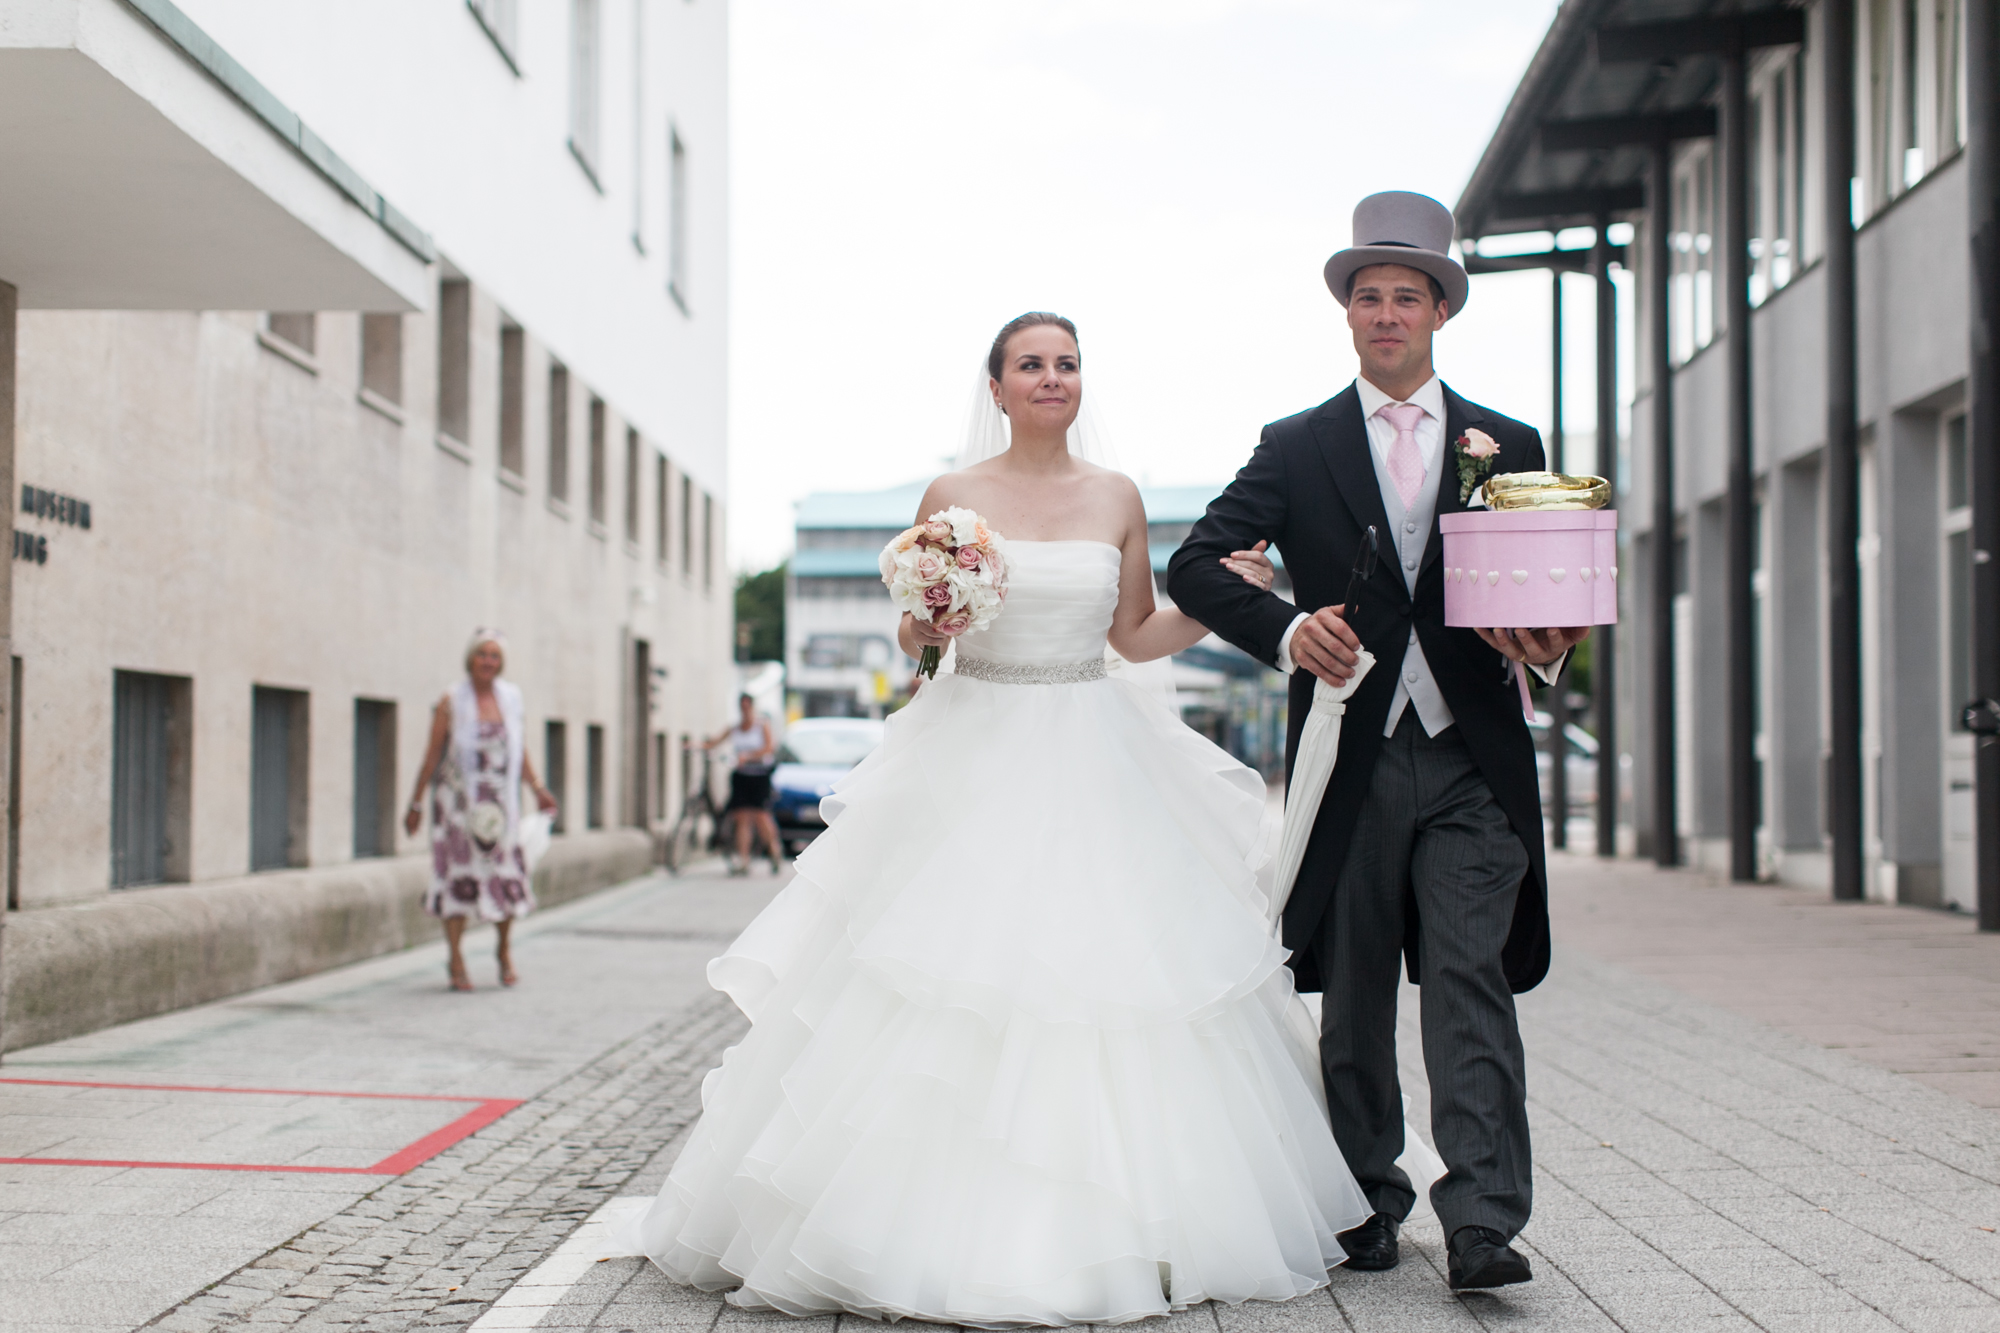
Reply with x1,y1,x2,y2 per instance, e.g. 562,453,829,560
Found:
629,312,1380,1325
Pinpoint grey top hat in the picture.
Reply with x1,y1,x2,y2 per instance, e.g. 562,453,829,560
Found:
1323,190,1469,319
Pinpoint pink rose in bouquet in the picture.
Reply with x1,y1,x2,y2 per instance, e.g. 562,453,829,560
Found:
878,506,1010,678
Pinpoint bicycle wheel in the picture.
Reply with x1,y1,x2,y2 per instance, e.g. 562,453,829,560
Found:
664,811,698,874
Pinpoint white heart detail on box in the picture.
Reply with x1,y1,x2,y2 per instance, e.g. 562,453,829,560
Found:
1486,570,1500,585
1579,567,1594,582
1610,566,1618,581
1510,570,1528,585
1549,568,1566,583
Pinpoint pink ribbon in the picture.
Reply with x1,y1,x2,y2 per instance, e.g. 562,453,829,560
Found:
1512,660,1535,722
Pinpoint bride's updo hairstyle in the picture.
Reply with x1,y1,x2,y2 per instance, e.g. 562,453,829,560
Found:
986,312,1079,380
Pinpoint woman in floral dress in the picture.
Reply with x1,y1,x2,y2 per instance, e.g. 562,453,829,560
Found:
404,629,559,991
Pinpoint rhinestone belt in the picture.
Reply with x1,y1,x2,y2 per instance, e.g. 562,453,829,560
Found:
954,655,1108,685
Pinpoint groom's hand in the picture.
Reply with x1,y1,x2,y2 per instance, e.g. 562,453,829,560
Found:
1294,606,1363,686
1475,625,1590,666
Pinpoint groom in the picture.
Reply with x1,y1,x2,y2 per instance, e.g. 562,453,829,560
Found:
1168,191,1587,1291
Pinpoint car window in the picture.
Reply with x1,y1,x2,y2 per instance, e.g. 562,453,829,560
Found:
777,728,882,767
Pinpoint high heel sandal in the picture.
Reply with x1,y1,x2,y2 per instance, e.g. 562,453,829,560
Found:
448,960,475,992
498,955,518,988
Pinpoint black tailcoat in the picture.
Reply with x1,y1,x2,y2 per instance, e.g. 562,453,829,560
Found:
1166,383,1552,995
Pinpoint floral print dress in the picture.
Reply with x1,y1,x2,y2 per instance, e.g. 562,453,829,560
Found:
426,719,534,922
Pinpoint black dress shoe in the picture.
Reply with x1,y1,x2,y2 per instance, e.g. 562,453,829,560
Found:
1336,1212,1400,1271
1448,1226,1533,1290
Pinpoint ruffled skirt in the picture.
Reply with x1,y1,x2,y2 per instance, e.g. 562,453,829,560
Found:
628,671,1373,1325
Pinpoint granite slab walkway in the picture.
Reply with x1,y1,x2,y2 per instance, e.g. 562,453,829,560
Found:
13,852,2000,1331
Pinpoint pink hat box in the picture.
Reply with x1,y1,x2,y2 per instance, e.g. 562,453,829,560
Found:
1438,509,1618,627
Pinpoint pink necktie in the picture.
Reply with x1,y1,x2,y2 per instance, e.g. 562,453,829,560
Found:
1378,402,1427,509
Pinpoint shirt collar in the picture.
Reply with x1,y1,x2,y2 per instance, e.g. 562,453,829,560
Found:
1354,374,1445,424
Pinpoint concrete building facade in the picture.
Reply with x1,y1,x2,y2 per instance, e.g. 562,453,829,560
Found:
0,0,731,1044
1457,0,1984,909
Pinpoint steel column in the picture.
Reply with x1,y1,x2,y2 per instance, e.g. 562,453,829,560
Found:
1649,142,1678,866
1968,0,2000,928
1722,41,1758,883
0,280,14,1061
1595,221,1620,857
1549,270,1570,849
1824,0,1865,903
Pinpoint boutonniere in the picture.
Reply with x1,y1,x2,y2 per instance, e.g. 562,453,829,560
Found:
1455,428,1500,504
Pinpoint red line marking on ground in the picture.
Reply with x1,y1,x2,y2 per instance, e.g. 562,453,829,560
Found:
0,1076,489,1102
0,1077,522,1175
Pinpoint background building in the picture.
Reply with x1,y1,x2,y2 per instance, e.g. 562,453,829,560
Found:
0,0,731,1048
1456,0,1985,907
786,480,1290,773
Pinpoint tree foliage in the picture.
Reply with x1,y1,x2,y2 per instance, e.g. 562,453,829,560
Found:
735,562,787,663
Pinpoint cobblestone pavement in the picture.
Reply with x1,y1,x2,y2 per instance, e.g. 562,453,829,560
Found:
17,853,2000,1331
0,862,783,1333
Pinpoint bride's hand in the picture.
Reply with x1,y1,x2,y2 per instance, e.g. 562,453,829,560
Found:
1220,541,1275,591
908,616,951,649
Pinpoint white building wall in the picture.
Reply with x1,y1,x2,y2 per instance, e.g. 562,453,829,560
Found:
165,0,730,495
8,2,731,908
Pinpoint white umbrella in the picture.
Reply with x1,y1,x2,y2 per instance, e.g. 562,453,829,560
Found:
1267,650,1449,1221
1268,653,1376,924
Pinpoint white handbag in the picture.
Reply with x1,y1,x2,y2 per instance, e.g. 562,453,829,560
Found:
518,810,553,872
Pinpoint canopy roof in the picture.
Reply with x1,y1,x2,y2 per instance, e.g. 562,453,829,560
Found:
0,0,432,310
1455,0,1803,243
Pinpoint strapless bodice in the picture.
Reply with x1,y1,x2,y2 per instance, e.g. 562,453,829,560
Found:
954,540,1118,668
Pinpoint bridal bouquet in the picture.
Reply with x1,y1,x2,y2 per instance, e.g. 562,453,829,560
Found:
879,507,1008,678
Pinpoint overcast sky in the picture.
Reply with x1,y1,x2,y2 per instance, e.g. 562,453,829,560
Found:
725,0,1622,571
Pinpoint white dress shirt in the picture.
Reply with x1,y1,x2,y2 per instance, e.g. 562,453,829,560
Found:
1276,376,1556,735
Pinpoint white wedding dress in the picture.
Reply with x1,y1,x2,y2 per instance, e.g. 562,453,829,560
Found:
629,541,1376,1325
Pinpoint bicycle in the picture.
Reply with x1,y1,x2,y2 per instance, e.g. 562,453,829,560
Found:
664,742,726,874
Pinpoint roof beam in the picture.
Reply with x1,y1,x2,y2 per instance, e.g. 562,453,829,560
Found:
1540,107,1718,152
1464,246,1625,275
1487,184,1645,227
1595,10,1807,62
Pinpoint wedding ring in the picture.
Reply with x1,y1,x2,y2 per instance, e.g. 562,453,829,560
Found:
1484,471,1611,511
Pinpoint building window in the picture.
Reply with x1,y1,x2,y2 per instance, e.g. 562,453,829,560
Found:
702,491,714,591
569,0,603,187
548,361,571,502
585,723,605,828
1860,0,1968,216
111,670,191,888
360,314,403,408
653,732,667,820
467,0,520,73
668,127,688,310
1945,412,1972,726
588,396,608,527
679,474,693,573
655,454,670,564
266,313,316,356
630,0,646,252
545,720,568,833
500,321,525,479
1937,0,1966,155
1749,50,1807,305
438,278,472,447
625,427,641,542
250,686,309,872
1669,141,1716,365
352,699,396,858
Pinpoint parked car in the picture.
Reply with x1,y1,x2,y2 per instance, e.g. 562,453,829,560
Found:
1529,709,1599,816
770,717,887,856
